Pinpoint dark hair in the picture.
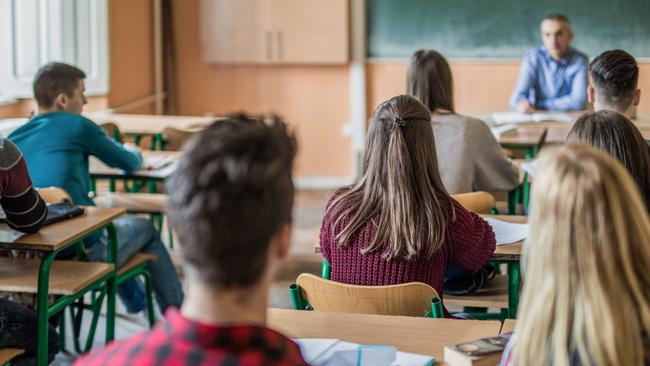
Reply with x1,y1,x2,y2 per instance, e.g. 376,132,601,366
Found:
566,110,650,209
166,114,297,289
327,95,452,260
542,13,571,24
406,50,455,113
590,50,639,110
33,62,86,108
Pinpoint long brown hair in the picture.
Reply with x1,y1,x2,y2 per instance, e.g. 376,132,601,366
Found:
326,95,452,260
566,110,650,209
406,50,455,113
513,144,650,365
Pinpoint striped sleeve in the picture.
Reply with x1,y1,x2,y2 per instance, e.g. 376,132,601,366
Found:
0,139,47,233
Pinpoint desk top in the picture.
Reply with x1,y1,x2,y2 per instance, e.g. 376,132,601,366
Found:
499,125,547,148
90,113,218,135
501,319,516,334
90,151,181,180
0,206,125,251
267,308,502,363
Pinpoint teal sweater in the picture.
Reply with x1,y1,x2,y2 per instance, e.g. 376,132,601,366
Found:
9,112,142,206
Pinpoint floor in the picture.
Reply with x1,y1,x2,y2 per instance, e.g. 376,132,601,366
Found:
52,189,333,365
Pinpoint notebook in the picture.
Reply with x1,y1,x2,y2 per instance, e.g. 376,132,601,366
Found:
489,112,573,125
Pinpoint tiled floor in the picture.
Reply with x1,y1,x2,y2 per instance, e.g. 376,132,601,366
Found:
52,189,333,365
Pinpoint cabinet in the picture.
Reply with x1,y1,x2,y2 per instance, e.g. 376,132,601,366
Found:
200,0,349,64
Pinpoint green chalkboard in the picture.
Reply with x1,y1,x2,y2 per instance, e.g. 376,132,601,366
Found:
367,0,650,59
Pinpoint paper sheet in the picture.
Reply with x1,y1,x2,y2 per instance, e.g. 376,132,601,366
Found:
484,217,528,245
490,123,518,139
295,338,435,366
0,228,26,243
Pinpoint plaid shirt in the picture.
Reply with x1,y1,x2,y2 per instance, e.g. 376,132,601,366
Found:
74,309,309,366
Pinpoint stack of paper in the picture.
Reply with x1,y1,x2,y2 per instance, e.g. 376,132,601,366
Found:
489,112,573,125
489,123,518,140
295,338,435,366
483,218,528,245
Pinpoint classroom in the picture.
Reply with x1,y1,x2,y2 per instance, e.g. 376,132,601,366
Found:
0,0,649,365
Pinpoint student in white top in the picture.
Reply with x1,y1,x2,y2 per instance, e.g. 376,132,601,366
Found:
406,49,519,194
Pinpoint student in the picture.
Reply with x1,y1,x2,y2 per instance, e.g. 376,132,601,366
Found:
0,138,59,365
319,95,496,315
74,116,308,365
500,144,650,365
407,49,519,194
9,62,183,315
510,14,588,112
588,49,640,118
565,110,650,208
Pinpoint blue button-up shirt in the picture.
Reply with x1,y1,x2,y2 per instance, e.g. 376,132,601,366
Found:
509,46,588,111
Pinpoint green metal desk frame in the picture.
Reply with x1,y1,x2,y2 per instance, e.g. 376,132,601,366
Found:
34,223,118,366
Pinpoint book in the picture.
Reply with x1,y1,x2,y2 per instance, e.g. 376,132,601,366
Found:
489,112,573,125
444,333,512,366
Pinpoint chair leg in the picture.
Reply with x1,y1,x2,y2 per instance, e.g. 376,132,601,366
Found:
142,272,156,328
82,291,106,353
58,308,67,353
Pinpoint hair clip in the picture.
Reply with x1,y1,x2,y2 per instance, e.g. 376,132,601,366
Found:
393,117,407,128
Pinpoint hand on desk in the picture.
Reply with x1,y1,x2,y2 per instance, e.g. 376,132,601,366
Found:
516,100,536,114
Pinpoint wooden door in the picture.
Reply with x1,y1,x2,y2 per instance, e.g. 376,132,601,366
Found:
199,0,272,63
270,0,349,64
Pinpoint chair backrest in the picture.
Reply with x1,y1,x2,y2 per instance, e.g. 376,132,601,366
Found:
162,127,197,151
451,191,496,214
294,273,439,317
99,122,123,143
36,187,73,204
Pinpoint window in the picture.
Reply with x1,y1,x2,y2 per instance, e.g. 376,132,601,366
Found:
0,0,108,101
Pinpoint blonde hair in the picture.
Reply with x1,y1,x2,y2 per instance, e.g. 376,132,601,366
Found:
327,95,452,260
513,144,650,365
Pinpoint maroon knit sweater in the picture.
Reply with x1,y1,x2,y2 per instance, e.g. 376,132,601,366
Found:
319,195,496,313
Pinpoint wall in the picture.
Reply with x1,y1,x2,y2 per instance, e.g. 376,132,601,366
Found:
367,60,650,117
172,0,354,179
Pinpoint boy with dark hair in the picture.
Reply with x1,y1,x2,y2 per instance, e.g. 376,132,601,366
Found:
510,13,588,112
588,49,641,118
9,62,183,316
74,115,308,366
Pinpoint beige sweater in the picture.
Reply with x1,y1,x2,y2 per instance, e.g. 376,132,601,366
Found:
432,113,519,194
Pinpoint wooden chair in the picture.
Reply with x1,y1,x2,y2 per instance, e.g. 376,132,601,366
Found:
289,273,443,318
161,126,197,151
0,348,25,366
451,191,497,214
99,122,123,143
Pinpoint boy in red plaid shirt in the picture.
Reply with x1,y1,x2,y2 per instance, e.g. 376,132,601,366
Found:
74,115,308,366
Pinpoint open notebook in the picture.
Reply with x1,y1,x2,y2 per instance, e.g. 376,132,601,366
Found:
295,339,435,366
489,111,574,125
483,217,528,245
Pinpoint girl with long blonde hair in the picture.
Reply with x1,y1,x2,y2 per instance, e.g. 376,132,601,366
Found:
319,95,497,315
501,144,650,365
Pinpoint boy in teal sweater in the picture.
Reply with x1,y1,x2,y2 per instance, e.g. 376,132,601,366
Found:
10,62,183,315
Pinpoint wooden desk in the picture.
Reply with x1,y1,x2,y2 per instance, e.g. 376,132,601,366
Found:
0,207,125,365
499,126,547,157
267,308,502,364
90,113,217,136
501,319,516,334
89,151,181,182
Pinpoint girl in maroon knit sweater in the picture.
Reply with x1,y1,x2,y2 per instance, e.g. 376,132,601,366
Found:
319,95,496,315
